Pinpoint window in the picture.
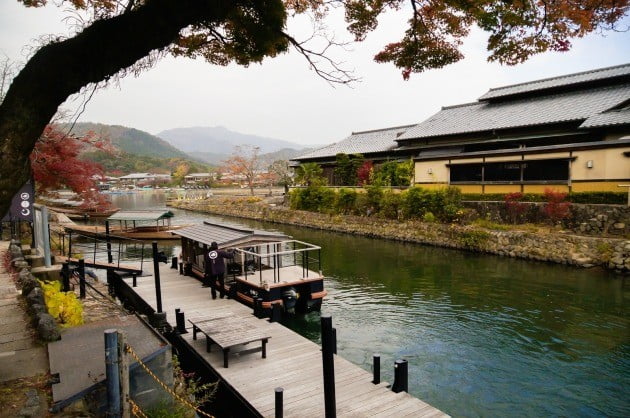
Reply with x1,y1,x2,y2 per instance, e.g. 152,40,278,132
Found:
450,164,482,182
523,159,568,181
484,162,521,182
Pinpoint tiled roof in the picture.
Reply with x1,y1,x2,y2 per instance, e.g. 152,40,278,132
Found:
108,210,174,221
293,125,414,161
398,84,630,140
580,108,630,128
173,221,287,247
478,63,630,100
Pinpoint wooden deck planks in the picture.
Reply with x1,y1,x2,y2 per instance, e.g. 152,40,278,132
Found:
122,264,448,417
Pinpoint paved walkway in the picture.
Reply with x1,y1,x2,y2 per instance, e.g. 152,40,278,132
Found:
0,241,48,382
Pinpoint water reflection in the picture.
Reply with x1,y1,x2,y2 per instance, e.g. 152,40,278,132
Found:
106,191,629,417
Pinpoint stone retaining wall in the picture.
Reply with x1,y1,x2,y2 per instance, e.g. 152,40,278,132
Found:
169,198,630,274
462,201,629,236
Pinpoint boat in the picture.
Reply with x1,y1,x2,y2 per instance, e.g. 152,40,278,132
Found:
173,221,327,316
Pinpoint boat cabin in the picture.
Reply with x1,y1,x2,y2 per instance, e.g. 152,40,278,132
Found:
173,221,327,314
107,209,174,233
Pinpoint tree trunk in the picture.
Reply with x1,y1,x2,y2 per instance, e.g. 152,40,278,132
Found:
0,0,272,216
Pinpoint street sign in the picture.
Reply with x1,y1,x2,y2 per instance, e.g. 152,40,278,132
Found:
2,180,34,222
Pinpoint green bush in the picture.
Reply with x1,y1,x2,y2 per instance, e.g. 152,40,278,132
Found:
423,212,436,222
365,184,384,213
462,191,626,205
379,190,402,219
290,186,336,212
401,187,430,218
335,188,358,214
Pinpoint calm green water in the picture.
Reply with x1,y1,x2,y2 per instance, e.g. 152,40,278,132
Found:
109,192,629,417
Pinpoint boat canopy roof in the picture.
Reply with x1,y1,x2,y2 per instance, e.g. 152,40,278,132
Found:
173,221,288,248
108,209,174,222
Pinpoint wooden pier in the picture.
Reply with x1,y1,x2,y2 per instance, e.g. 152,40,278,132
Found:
122,264,448,417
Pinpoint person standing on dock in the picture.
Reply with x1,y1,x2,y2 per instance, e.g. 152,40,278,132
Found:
204,241,234,299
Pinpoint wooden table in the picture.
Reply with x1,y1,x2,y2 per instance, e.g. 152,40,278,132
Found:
189,316,270,368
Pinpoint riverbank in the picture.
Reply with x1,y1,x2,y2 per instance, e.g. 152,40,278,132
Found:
168,197,630,274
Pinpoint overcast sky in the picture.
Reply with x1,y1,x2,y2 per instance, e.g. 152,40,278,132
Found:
1,2,629,147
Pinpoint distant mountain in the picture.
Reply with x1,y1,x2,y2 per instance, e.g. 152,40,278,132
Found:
61,122,191,159
156,126,309,155
192,147,310,166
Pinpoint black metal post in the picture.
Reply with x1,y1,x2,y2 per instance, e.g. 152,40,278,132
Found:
132,273,137,287
321,315,336,418
68,231,72,258
78,258,86,299
171,256,178,269
152,241,163,313
372,354,381,384
254,297,263,319
392,359,408,393
61,263,70,292
179,262,183,275
332,327,337,355
175,309,187,334
275,387,284,418
270,302,282,323
105,220,113,264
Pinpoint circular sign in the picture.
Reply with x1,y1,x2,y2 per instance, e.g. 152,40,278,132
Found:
21,208,31,216
20,192,30,200
21,201,30,208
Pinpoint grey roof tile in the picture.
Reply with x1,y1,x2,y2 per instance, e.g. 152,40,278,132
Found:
479,63,630,100
398,84,630,140
173,221,287,247
580,108,630,128
293,125,414,161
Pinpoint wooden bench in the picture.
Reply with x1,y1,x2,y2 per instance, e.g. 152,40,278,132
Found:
189,316,270,368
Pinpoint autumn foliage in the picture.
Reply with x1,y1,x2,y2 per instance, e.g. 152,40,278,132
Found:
542,188,572,225
504,192,528,224
30,125,113,209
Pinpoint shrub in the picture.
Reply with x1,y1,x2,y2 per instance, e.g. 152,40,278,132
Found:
459,230,490,248
401,186,431,218
542,188,571,225
335,188,358,214
423,212,436,223
365,184,384,213
289,186,335,213
39,280,83,327
504,192,528,224
379,190,402,219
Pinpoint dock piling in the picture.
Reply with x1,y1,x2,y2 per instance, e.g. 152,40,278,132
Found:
254,297,264,318
171,256,178,269
152,241,163,313
105,220,113,264
132,273,137,288
270,302,282,323
275,387,284,418
332,327,337,354
321,315,337,418
61,263,70,292
104,329,121,418
78,258,86,299
372,354,381,384
175,309,187,334
392,359,408,393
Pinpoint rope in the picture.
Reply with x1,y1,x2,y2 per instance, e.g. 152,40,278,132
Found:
129,399,149,418
125,343,215,418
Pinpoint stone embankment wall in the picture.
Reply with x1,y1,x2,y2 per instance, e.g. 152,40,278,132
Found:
169,198,630,274
462,201,629,236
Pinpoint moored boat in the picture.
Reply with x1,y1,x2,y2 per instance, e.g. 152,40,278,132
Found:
173,221,327,316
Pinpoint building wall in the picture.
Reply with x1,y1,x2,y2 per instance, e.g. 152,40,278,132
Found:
413,146,630,193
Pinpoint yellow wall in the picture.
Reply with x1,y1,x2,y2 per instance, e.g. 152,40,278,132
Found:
572,148,630,181
524,152,570,161
415,160,449,183
571,182,628,192
484,184,522,194
416,183,449,190
484,155,522,162
455,184,483,193
523,184,569,193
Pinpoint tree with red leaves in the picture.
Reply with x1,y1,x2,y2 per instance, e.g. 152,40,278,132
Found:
542,188,572,226
1,0,628,216
30,125,114,209
223,145,261,196
357,161,374,186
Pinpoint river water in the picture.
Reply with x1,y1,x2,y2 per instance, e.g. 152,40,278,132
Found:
106,191,629,417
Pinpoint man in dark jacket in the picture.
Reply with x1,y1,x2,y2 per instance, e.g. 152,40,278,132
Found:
204,241,234,299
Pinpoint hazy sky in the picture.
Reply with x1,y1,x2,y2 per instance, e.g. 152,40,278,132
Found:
1,2,629,147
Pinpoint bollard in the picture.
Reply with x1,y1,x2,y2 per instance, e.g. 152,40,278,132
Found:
132,273,137,288
175,309,187,334
391,359,408,393
171,256,178,269
372,354,381,384
179,262,183,275
78,259,86,299
105,220,113,264
321,315,336,418
270,302,282,323
104,329,121,417
275,387,284,418
152,242,163,313
332,327,337,355
61,263,70,292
